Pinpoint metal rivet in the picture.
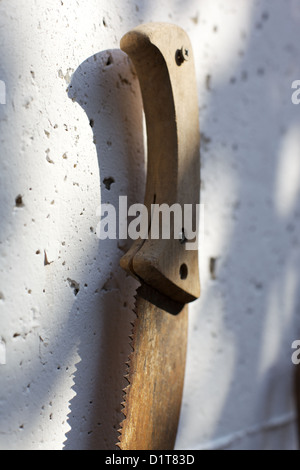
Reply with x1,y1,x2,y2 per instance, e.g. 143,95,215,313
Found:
175,47,189,66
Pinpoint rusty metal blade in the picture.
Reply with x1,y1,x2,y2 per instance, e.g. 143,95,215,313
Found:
117,289,188,450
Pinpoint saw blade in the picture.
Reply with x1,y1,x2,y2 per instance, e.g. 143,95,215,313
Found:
116,23,200,450
117,285,188,450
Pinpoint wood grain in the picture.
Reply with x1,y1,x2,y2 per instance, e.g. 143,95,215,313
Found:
120,23,201,305
118,23,200,451
118,295,188,450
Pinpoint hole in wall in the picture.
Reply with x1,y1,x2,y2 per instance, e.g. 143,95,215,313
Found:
209,257,217,280
67,278,80,297
15,195,24,207
103,177,115,190
106,54,113,66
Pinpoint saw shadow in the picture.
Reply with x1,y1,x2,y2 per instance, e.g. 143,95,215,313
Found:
63,49,145,450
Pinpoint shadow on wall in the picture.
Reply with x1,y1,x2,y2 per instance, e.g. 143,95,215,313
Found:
176,0,300,450
63,1,300,450
2,0,299,452
63,50,145,449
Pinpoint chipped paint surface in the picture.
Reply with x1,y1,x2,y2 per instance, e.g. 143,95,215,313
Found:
0,0,300,450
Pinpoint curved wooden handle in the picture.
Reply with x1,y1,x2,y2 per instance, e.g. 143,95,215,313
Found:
120,23,200,305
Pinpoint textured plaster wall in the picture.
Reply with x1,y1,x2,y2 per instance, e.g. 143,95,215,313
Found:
0,0,300,450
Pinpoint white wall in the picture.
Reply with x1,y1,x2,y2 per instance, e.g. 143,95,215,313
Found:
0,0,300,450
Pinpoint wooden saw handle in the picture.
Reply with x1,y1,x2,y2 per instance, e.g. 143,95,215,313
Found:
120,23,201,305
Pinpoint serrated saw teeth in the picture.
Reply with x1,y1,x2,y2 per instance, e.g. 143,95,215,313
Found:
124,374,130,384
122,384,130,394
116,291,138,447
116,21,200,450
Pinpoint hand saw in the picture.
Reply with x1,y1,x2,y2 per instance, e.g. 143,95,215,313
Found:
117,22,200,450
